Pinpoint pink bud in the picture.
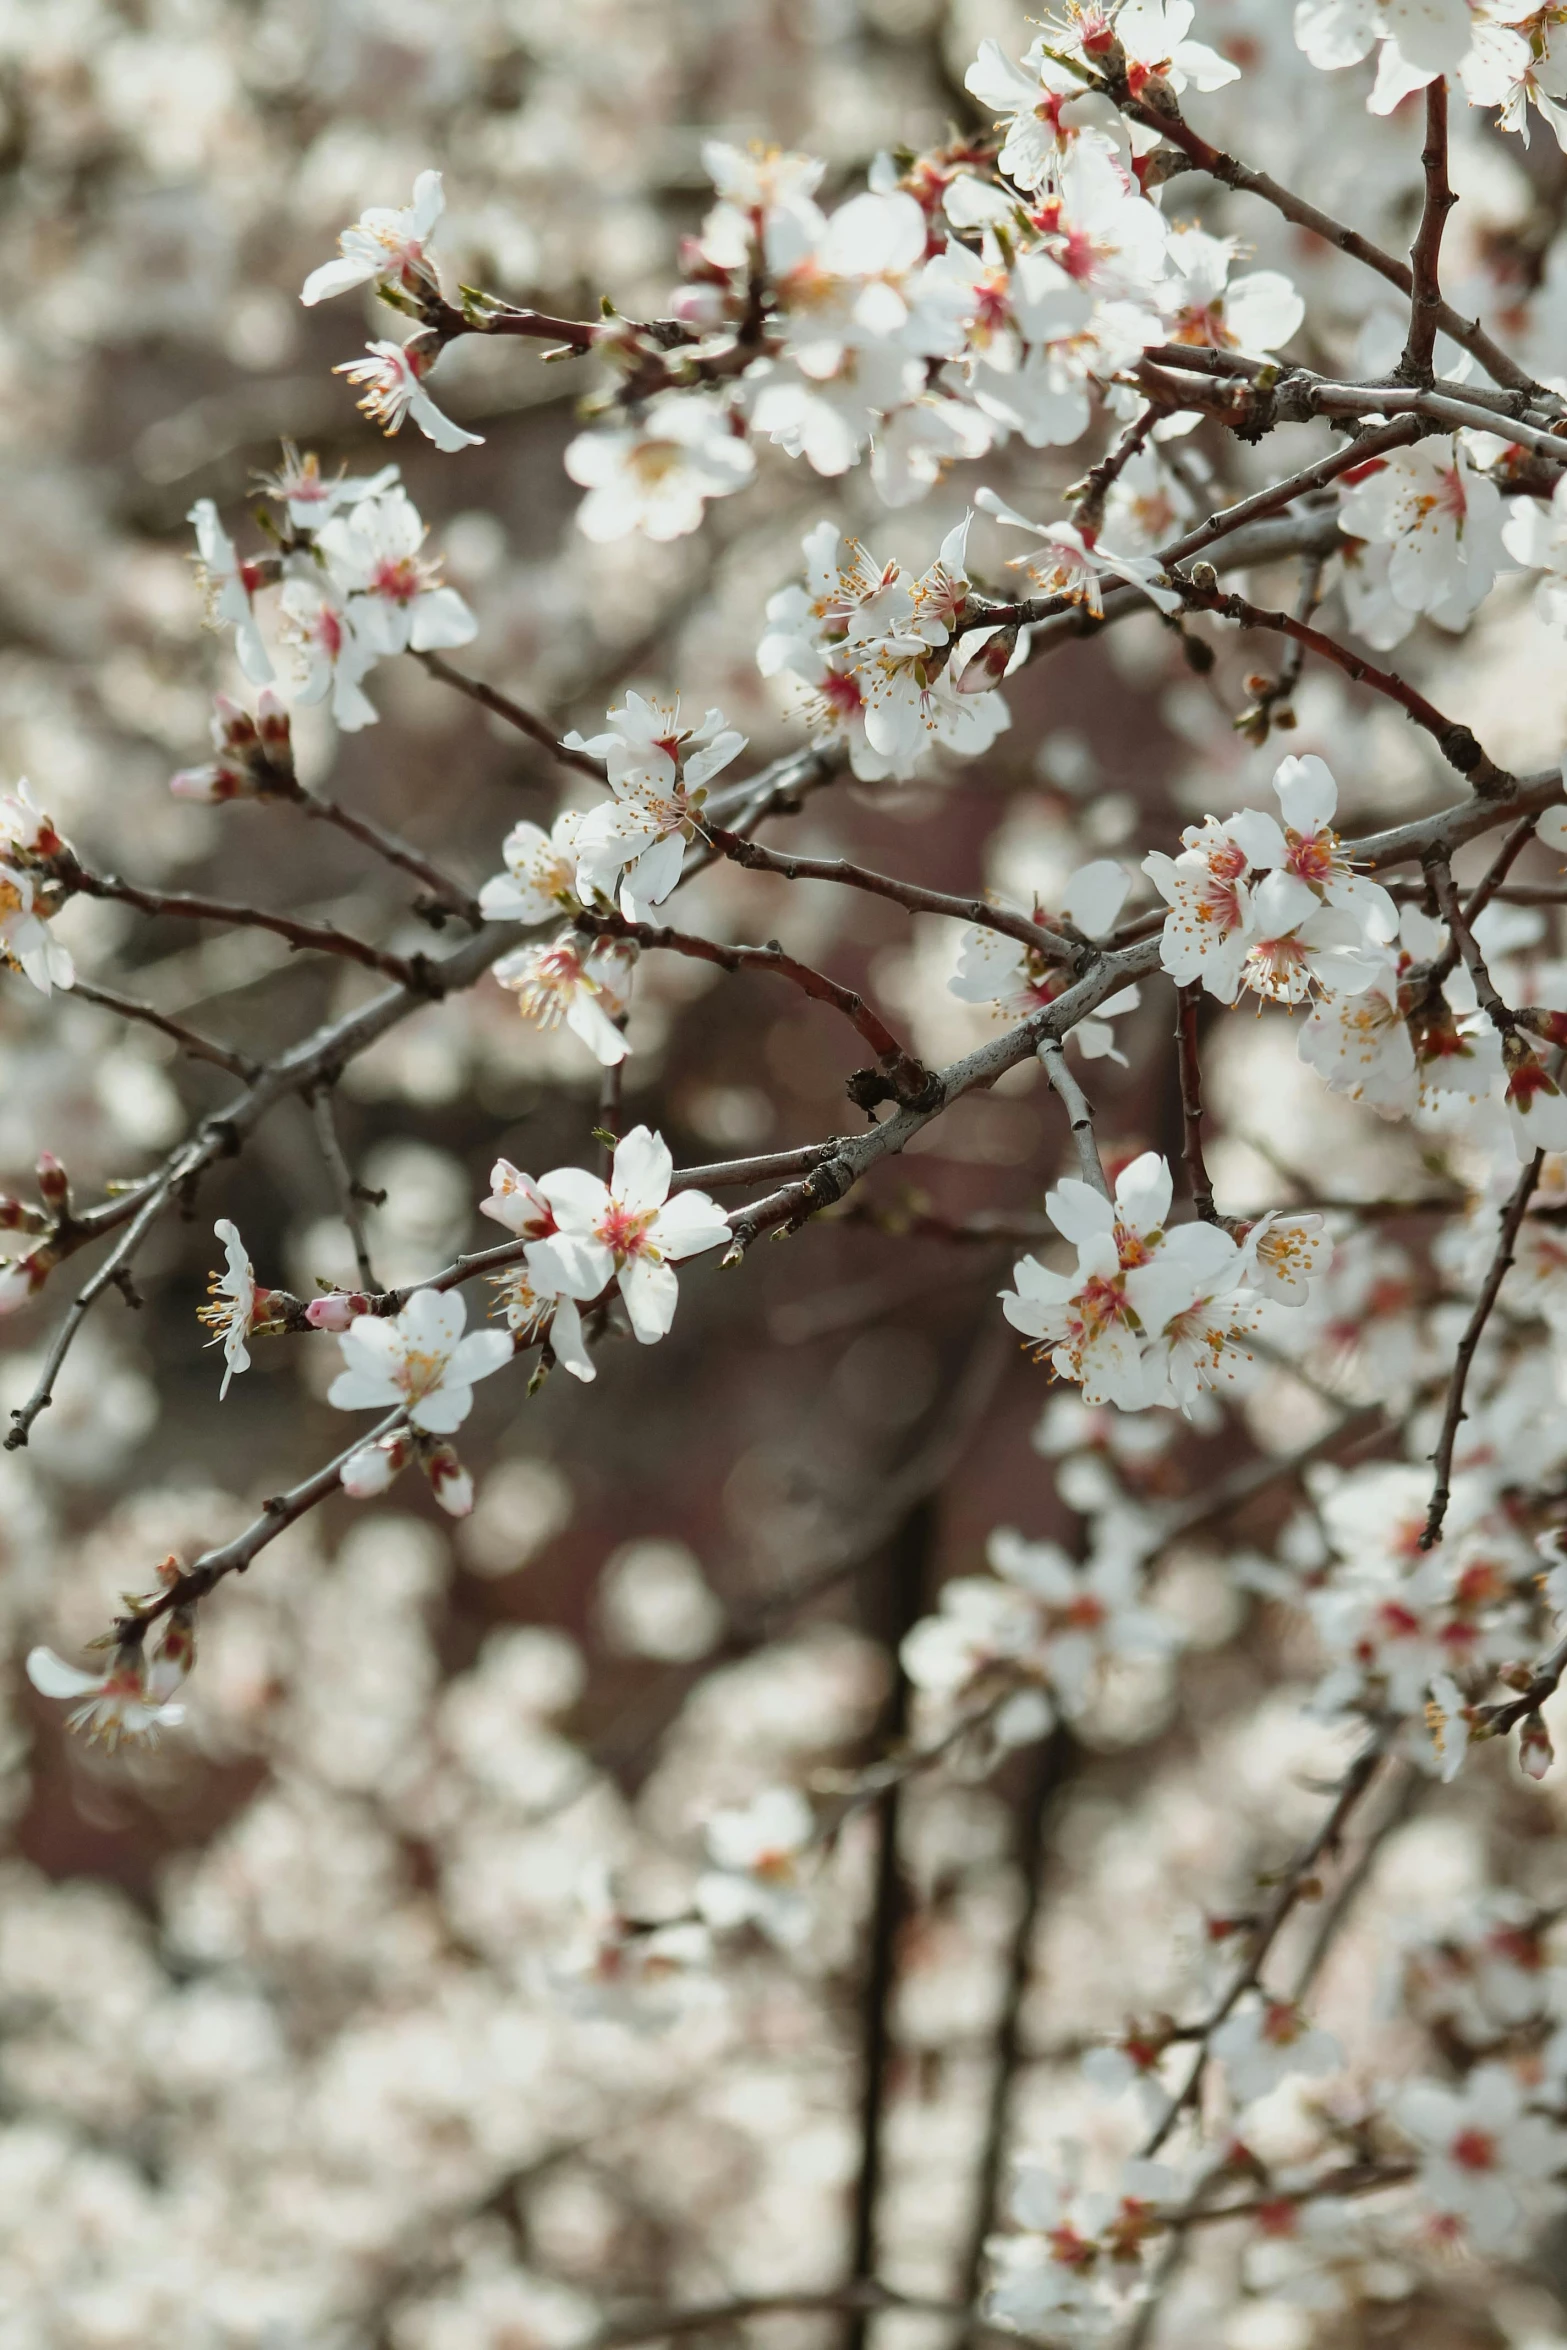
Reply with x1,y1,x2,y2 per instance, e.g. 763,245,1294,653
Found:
305,1292,370,1332
34,1153,68,1207
256,688,294,763
1520,1713,1554,1782
669,283,727,329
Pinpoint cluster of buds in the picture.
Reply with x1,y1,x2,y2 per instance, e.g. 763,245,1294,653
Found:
171,690,296,805
340,1425,473,1517
0,1151,72,1318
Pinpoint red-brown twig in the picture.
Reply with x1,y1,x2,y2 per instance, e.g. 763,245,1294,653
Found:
1172,577,1511,793
1121,86,1544,400
1399,77,1456,387
705,826,1072,963
59,857,436,990
413,649,608,780
575,908,932,1106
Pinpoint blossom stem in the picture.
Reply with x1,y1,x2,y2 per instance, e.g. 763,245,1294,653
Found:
58,856,438,989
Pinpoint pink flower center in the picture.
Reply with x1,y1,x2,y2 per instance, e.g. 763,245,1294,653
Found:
1450,2127,1497,2172
372,557,424,605
599,1202,658,1260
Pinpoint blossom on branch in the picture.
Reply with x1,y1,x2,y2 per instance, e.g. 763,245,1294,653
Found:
301,169,446,307
328,1290,513,1434
525,1126,729,1346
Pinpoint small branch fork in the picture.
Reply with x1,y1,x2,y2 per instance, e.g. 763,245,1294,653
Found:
574,907,934,1108
1038,1037,1110,1198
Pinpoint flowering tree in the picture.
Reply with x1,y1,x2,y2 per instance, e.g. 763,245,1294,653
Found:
12,1,1567,2342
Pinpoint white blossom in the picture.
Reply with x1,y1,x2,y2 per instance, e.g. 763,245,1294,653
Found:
328,1289,513,1434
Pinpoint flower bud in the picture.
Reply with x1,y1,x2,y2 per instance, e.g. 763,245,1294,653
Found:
423,1442,474,1518
669,283,728,330
34,1152,69,1210
341,1432,411,1499
1520,1712,1555,1782
306,1291,371,1332
950,624,1017,694
0,1249,51,1316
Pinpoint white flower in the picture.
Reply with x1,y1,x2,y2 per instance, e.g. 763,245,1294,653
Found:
198,1219,257,1399
565,394,755,542
989,2154,1177,2339
494,930,635,1065
1210,1996,1343,2107
964,36,1131,192
696,1786,816,1947
0,861,73,996
567,693,746,911
1504,1040,1567,1161
975,486,1182,616
27,1640,187,1750
1000,1151,1242,1410
526,1126,729,1344
1143,819,1257,1005
1238,1212,1331,1304
1338,440,1507,630
1464,15,1567,150
1124,1245,1262,1410
478,812,587,925
949,867,1138,1062
327,1289,513,1434
1160,227,1304,357
276,578,381,731
1106,0,1243,94
335,338,483,454
1394,2064,1567,2252
698,140,826,272
0,779,63,857
988,1527,1173,1713
1238,870,1390,1007
1502,473,1567,628
189,497,274,683
317,486,477,656
301,169,446,306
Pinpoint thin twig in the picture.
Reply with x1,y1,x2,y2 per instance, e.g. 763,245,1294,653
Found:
707,828,1072,964
310,1086,377,1291
71,978,262,1080
575,908,932,1105
412,649,607,779
1418,1149,1543,1549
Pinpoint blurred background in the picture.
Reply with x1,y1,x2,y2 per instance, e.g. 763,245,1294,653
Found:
5,3,1567,2344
